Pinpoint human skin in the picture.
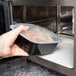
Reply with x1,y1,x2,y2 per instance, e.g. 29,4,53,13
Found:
0,25,29,58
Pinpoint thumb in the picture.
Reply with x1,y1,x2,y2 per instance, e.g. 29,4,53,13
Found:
11,45,29,56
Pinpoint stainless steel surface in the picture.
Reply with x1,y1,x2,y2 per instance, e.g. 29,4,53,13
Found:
12,6,57,32
58,6,74,36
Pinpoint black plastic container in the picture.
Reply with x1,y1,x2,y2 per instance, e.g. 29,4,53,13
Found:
10,23,61,56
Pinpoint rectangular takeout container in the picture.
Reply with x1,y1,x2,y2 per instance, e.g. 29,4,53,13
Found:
10,23,62,56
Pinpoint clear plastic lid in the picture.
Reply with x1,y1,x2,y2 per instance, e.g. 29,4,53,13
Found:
10,23,61,44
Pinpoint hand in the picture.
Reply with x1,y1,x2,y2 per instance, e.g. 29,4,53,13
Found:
0,25,29,58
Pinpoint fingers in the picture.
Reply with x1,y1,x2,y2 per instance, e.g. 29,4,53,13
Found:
11,44,29,57
18,25,29,31
0,47,12,58
9,25,29,46
0,44,29,58
1,25,29,47
0,25,29,57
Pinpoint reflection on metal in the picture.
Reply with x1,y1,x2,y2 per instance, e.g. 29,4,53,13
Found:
58,6,74,36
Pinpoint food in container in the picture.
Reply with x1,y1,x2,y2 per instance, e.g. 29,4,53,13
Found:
22,26,53,42
10,23,61,44
10,23,61,55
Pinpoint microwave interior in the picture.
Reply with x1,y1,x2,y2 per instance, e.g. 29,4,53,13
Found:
12,6,57,33
12,6,74,36
10,6,74,56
